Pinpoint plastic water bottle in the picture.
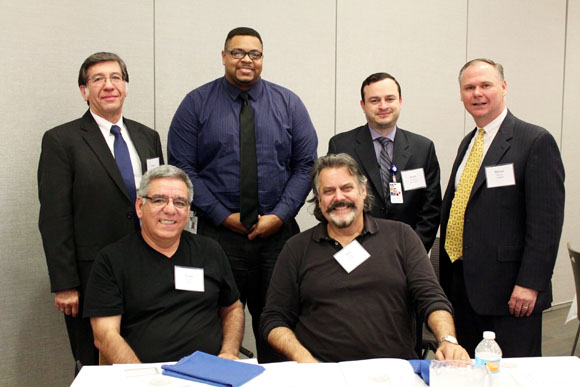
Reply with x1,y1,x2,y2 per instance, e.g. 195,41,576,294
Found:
474,331,502,374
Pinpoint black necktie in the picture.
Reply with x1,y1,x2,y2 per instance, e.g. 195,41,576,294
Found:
239,92,259,229
110,125,137,205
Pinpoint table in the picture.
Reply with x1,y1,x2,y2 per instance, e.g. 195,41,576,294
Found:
71,356,580,387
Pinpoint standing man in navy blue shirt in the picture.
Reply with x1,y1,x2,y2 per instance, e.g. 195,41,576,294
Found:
168,27,318,362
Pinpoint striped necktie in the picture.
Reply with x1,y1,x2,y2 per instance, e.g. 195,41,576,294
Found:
445,128,485,262
377,136,392,199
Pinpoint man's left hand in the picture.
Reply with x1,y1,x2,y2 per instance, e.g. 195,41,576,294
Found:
435,342,470,361
508,285,538,317
248,214,283,240
218,352,239,360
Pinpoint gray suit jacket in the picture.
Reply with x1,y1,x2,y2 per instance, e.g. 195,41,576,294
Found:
439,110,565,315
328,124,441,251
38,110,164,292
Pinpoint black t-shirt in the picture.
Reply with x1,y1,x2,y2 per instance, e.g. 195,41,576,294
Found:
84,231,239,363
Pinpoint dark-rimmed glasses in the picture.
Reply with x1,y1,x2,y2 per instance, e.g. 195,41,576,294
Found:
142,195,190,210
226,49,263,60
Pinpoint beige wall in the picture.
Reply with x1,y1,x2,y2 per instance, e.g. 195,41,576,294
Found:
1,1,578,385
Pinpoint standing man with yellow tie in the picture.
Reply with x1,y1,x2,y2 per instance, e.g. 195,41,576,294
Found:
439,59,565,357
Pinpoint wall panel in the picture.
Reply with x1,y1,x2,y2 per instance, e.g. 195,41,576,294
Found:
0,1,154,385
560,0,580,301
154,0,336,230
467,0,570,303
335,0,468,187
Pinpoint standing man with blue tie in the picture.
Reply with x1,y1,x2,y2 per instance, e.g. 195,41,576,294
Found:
439,58,565,357
38,52,163,373
168,27,317,362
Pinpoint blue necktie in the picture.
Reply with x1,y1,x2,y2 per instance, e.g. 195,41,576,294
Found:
110,125,137,205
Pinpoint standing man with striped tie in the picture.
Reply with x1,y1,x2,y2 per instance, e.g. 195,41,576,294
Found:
328,73,441,253
439,58,565,357
38,52,163,374
168,27,317,363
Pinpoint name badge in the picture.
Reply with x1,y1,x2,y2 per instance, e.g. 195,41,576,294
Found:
333,240,371,273
389,182,404,204
401,168,427,191
174,266,204,292
485,163,515,188
146,157,160,171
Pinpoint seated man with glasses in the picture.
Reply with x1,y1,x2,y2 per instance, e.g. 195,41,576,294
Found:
83,165,244,363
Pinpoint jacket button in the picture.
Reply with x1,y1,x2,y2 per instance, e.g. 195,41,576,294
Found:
127,212,133,219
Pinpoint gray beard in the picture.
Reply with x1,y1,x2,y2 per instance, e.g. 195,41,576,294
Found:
328,209,356,228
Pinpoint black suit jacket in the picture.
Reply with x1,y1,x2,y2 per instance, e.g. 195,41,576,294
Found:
439,111,565,316
328,125,441,251
38,110,164,292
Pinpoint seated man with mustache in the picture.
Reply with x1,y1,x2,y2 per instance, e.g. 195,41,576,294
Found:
260,153,469,362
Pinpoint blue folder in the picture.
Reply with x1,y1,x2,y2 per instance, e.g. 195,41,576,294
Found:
161,351,265,387
408,359,431,385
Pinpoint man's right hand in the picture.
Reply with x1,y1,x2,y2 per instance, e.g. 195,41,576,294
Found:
55,289,79,317
222,213,251,235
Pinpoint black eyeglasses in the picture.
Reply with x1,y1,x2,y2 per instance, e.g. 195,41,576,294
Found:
142,195,190,210
226,49,263,60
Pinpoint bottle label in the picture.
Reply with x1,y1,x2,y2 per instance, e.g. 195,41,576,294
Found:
475,357,500,373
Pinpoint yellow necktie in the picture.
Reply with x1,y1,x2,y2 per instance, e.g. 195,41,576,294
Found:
445,128,485,262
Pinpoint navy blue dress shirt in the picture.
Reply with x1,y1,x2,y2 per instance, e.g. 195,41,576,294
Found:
168,77,318,225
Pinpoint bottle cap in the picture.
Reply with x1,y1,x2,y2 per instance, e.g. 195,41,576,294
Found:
483,331,495,340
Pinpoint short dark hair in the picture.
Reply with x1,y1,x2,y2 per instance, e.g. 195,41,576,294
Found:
307,153,375,222
459,58,504,83
224,27,263,48
78,52,129,87
360,72,401,102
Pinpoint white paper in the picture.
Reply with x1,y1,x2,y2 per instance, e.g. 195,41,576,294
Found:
174,266,204,292
146,157,160,171
401,168,427,191
333,240,371,273
485,163,515,188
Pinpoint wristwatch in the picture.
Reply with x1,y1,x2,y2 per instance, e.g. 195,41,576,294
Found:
438,335,458,346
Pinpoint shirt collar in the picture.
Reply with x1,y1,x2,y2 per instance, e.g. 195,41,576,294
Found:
481,107,507,135
369,125,397,142
222,76,264,102
90,110,124,134
312,214,378,242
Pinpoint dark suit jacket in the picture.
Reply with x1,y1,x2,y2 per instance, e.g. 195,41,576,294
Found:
439,111,565,316
38,110,164,292
328,125,441,251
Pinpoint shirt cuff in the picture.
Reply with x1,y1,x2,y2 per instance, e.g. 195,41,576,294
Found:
206,203,233,226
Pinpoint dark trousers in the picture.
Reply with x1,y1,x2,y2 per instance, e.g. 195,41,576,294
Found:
197,216,299,363
64,261,99,374
448,260,542,357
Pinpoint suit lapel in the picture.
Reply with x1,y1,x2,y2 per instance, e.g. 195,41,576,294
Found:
124,118,148,173
392,128,411,173
469,112,514,199
443,129,474,210
354,125,385,201
80,110,131,201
